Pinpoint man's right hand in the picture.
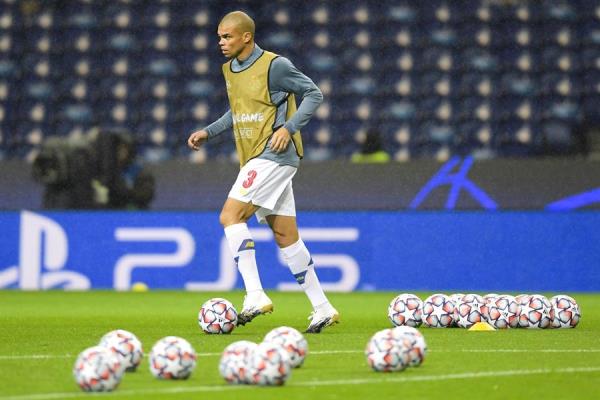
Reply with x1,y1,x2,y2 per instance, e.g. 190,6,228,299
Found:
187,130,208,150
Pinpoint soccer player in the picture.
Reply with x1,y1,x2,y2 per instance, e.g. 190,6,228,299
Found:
187,11,339,333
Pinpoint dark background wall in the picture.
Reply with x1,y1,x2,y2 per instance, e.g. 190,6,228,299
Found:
2,158,599,210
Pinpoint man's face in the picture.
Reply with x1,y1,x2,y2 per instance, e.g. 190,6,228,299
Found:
217,23,246,59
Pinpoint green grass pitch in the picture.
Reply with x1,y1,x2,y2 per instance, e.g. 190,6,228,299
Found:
0,291,599,400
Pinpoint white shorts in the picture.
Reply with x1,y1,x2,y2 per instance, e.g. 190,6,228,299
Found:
228,158,297,224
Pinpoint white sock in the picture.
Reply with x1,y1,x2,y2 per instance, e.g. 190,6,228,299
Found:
224,223,263,293
281,239,329,308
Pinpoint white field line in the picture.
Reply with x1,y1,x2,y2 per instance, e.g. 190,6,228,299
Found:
2,348,600,360
1,366,600,400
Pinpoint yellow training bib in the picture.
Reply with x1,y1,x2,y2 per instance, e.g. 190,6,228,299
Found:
223,50,303,167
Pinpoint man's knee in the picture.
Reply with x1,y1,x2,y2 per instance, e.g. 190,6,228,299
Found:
220,209,248,227
272,228,299,248
219,210,235,227
267,215,299,247
220,200,256,227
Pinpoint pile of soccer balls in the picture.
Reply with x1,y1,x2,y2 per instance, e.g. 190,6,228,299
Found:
72,297,233,392
73,328,197,392
388,293,581,329
218,325,308,386
365,326,427,372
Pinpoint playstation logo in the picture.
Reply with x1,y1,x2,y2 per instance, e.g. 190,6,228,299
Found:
0,211,90,289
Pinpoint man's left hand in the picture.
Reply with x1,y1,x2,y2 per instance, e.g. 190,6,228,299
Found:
270,127,291,153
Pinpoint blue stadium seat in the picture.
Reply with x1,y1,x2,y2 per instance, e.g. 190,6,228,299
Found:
385,3,418,24
415,72,450,98
66,10,98,31
340,73,376,97
499,73,536,97
541,48,581,73
500,97,538,123
493,121,537,157
543,98,580,121
540,120,576,154
462,48,499,73
421,47,454,72
459,73,495,97
544,2,578,22
381,100,417,122
454,121,496,158
23,80,53,102
458,96,492,123
540,73,580,97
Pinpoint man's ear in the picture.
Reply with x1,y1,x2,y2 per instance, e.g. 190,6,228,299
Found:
242,32,253,44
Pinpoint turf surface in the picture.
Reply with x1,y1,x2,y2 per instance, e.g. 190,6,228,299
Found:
0,291,599,399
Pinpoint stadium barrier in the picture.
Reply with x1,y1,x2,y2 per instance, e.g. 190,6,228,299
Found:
1,210,598,292
1,158,600,210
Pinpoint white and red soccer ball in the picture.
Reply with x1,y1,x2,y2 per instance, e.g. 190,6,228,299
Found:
481,293,500,320
99,329,143,372
449,293,465,306
198,298,238,334
449,293,465,326
422,294,455,328
73,346,124,392
365,328,412,372
391,326,427,367
388,293,423,327
263,326,308,369
518,294,553,329
246,342,291,386
550,294,581,328
515,294,529,304
219,340,258,384
515,294,532,327
149,336,197,379
453,294,486,328
486,295,520,329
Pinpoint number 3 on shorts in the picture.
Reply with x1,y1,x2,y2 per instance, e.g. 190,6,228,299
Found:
242,170,257,188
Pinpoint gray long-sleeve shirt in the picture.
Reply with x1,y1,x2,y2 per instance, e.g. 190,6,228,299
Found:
204,44,323,167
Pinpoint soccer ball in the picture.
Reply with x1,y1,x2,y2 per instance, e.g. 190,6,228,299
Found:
219,340,257,384
550,295,581,328
422,294,455,328
486,295,520,329
515,294,529,303
453,294,486,328
198,298,238,334
365,329,411,372
481,293,500,321
391,326,427,367
149,336,197,379
449,293,465,326
73,346,123,392
99,329,143,372
388,293,423,327
519,294,553,329
263,326,308,368
449,293,465,325
449,293,465,305
515,294,530,324
247,342,291,386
